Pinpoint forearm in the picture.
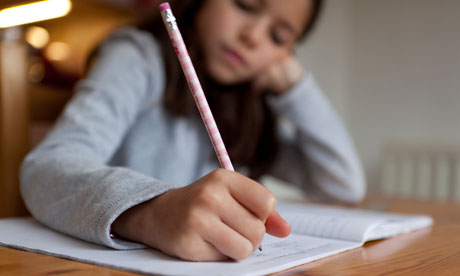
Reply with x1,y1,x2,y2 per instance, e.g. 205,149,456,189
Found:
20,146,179,249
266,74,366,203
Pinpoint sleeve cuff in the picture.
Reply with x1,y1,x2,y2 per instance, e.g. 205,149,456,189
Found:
98,178,183,250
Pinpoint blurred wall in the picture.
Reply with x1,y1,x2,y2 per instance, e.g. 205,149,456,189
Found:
297,0,351,121
296,0,460,193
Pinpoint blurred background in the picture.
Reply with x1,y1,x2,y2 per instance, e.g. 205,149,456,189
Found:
0,0,459,217
297,0,460,203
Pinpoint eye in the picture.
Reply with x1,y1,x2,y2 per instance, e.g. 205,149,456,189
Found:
234,0,258,13
270,30,288,46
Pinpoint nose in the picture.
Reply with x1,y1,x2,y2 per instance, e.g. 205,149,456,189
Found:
238,18,269,49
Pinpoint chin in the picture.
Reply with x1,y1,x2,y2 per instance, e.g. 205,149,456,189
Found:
210,73,237,85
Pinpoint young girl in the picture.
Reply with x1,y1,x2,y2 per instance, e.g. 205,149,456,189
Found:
20,0,365,261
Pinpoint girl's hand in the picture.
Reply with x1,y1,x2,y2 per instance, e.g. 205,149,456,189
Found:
253,55,305,96
111,169,291,261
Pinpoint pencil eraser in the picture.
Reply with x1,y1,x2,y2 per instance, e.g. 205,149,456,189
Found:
159,2,171,11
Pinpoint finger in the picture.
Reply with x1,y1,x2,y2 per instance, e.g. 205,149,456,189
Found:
173,233,228,261
252,72,269,93
265,209,291,238
225,173,276,221
282,56,305,83
201,217,254,261
219,196,266,250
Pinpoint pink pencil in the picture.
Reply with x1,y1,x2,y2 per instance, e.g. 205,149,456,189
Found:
160,2,234,172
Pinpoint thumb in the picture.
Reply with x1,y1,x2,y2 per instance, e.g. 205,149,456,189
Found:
252,72,269,95
265,209,291,238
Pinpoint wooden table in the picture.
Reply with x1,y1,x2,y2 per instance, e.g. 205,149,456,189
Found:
1,197,459,275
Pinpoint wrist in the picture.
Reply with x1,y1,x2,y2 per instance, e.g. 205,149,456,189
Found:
111,198,153,244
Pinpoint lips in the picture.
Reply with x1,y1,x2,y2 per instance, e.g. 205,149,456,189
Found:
221,44,247,67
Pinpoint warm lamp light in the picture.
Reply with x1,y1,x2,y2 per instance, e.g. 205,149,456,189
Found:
25,26,50,49
45,41,70,61
0,0,72,28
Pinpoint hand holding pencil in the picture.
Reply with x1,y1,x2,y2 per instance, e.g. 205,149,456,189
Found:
151,170,291,260
112,169,290,261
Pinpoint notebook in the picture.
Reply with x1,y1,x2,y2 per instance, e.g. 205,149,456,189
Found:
0,203,433,276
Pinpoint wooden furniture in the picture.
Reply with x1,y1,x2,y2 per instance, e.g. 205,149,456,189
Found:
0,197,459,275
0,27,29,218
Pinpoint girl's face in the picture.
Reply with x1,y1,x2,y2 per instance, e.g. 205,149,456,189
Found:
196,0,312,85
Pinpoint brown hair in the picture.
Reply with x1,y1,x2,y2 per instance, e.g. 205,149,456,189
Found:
139,0,323,179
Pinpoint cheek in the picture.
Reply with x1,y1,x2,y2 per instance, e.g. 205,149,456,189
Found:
251,48,290,73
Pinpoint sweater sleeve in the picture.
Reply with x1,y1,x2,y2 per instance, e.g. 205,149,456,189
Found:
20,29,180,249
266,74,366,204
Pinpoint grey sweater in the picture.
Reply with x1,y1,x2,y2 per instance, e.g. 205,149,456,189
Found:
20,28,365,250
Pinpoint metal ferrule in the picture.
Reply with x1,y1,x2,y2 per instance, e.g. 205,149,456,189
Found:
160,8,177,31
